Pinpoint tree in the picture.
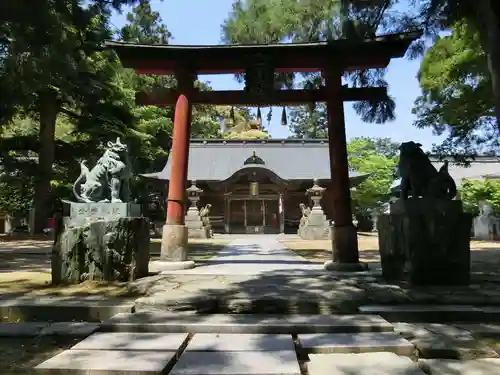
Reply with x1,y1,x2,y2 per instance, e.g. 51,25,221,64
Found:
410,0,500,139
413,22,499,155
221,0,400,126
460,178,500,215
0,0,144,232
347,137,400,214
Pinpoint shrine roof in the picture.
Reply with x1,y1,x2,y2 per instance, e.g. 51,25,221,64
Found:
106,31,422,74
142,138,368,183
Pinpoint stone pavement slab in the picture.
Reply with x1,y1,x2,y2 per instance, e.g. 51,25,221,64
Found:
159,235,323,276
411,334,499,360
71,332,189,351
307,352,425,375
393,323,473,340
298,332,415,356
457,323,500,338
0,322,49,337
40,322,100,337
35,349,178,374
359,305,484,322
102,312,394,333
186,333,295,352
393,322,500,360
419,358,500,374
171,351,301,375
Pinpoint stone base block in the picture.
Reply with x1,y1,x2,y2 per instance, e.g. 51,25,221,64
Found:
324,261,369,272
298,224,330,240
187,227,208,239
151,260,196,272
378,205,472,285
52,217,150,284
390,198,463,215
161,224,188,262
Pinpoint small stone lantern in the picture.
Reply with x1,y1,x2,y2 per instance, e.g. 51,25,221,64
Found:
186,180,203,211
307,179,325,211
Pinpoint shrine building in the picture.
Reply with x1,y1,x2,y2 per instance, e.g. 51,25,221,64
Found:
107,30,420,269
141,138,369,234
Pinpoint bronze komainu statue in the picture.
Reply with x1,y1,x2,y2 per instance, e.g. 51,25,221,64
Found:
397,141,457,200
73,137,131,203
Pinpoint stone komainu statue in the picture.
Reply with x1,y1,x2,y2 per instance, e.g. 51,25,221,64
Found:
73,137,131,203
299,203,311,227
397,141,457,200
199,204,212,226
199,204,212,238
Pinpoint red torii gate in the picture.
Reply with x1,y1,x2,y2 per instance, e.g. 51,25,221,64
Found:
107,31,420,271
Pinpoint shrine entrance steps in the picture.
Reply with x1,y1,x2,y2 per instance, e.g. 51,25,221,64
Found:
33,312,500,374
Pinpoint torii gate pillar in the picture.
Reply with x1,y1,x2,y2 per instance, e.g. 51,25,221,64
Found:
159,69,196,270
323,66,367,272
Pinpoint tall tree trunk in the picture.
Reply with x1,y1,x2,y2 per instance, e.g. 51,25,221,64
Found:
33,90,59,233
475,0,500,133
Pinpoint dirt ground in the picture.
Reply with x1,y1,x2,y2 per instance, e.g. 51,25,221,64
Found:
0,336,80,373
281,233,500,272
0,237,230,299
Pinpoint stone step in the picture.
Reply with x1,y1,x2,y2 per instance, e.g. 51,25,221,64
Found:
186,333,296,352
298,332,415,356
35,332,191,374
358,305,500,322
35,349,179,374
0,298,134,322
100,312,395,334
306,352,425,375
171,351,301,375
418,358,500,375
0,322,100,337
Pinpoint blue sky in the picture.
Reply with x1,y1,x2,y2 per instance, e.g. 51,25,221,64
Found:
111,0,445,151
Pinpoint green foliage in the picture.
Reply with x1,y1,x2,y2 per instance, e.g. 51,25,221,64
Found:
221,0,399,126
413,22,499,155
347,137,400,214
460,178,500,215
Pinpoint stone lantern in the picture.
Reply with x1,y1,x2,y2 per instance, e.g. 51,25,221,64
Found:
307,179,325,212
298,179,330,240
185,181,205,238
186,180,203,210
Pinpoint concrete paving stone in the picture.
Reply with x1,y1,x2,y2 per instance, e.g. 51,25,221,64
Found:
102,312,394,333
359,305,481,313
0,322,49,337
457,324,500,337
186,334,295,352
71,332,189,351
418,358,500,374
298,332,415,356
35,349,178,374
393,323,472,340
411,332,499,360
359,305,483,323
307,352,425,375
39,322,100,337
171,351,301,375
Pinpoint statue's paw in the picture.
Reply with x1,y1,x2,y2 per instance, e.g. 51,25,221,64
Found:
99,199,110,203
111,199,123,203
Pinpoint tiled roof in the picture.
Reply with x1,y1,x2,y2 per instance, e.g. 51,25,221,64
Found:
142,139,367,182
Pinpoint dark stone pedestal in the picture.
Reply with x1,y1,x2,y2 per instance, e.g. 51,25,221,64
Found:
52,217,150,284
378,199,472,286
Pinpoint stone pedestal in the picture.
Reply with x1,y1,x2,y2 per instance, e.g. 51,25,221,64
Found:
52,217,150,284
297,180,330,240
62,201,142,228
156,224,195,271
378,198,472,285
298,206,331,240
185,207,206,239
